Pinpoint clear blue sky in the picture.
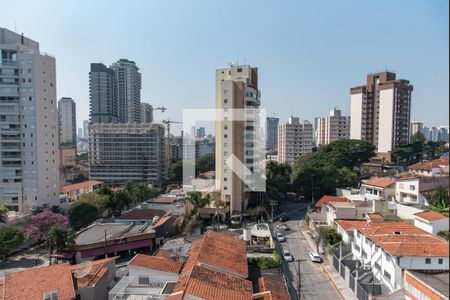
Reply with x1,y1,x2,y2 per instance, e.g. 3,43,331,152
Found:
3,0,449,134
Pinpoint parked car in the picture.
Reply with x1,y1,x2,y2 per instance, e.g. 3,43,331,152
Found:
276,224,290,231
283,249,294,262
276,232,286,242
309,252,322,263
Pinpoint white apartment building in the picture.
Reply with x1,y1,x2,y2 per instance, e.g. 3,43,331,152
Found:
395,176,448,206
215,64,263,214
278,116,313,164
315,108,350,146
0,28,60,211
350,72,412,155
351,221,448,293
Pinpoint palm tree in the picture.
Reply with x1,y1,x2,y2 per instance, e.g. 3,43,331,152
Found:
187,192,211,216
46,226,76,265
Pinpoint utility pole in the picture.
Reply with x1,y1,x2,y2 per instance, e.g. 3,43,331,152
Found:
296,259,307,299
104,229,108,258
311,174,315,205
269,200,278,222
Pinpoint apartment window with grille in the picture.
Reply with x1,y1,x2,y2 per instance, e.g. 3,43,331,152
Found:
425,258,431,264
438,258,443,264
384,270,391,280
374,262,381,270
138,276,150,285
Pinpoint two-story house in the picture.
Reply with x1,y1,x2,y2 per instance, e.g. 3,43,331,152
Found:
360,177,396,201
351,221,448,293
395,176,448,206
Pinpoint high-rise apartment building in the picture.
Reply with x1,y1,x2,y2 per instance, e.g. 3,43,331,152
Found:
0,28,60,211
58,97,77,167
88,123,166,186
410,121,423,138
438,126,449,142
89,63,118,123
140,102,153,123
215,64,262,214
111,59,141,123
278,116,313,164
315,108,350,146
58,97,76,146
83,120,89,138
350,72,413,154
196,127,206,138
266,116,279,151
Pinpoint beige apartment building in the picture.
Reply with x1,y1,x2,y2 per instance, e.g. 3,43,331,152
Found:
278,116,313,164
0,28,60,211
215,64,261,215
350,72,413,155
315,108,350,146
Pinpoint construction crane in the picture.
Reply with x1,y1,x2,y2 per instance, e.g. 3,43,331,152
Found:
162,119,182,168
154,106,167,113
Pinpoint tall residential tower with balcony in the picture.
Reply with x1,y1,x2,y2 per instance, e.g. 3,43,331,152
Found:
278,116,313,164
215,64,262,215
0,28,60,211
350,72,413,155
315,108,350,146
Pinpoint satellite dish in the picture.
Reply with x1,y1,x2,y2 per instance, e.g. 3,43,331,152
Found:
72,261,92,278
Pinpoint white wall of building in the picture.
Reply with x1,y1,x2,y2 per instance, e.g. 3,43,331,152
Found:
350,93,362,139
414,217,449,235
378,88,395,153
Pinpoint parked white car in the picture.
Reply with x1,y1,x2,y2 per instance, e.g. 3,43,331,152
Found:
309,252,322,263
276,232,286,242
283,249,294,262
276,224,290,231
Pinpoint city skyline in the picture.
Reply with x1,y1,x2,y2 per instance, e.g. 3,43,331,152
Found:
2,1,448,133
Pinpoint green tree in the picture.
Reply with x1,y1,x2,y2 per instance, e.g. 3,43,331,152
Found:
428,186,449,216
187,192,211,216
96,184,113,197
72,174,88,183
78,192,111,215
0,226,24,260
437,230,449,241
411,132,426,144
196,153,215,175
0,204,9,223
69,202,100,229
266,161,292,202
168,160,183,184
113,190,131,212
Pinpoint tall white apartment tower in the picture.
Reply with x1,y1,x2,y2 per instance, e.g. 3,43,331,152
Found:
278,116,313,164
215,64,261,214
0,28,60,211
315,108,350,146
350,72,413,154
111,59,142,123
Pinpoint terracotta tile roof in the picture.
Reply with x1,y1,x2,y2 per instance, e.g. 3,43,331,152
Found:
182,230,248,278
115,208,168,221
409,157,448,171
257,277,290,300
315,196,349,208
414,211,448,221
70,256,116,288
155,249,177,259
153,215,173,227
59,180,103,193
357,221,449,257
129,254,184,274
172,265,253,300
335,220,367,232
367,213,384,221
363,177,395,188
3,263,76,300
0,283,4,300
154,198,178,204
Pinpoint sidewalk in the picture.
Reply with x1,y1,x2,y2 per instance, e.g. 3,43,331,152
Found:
299,221,358,300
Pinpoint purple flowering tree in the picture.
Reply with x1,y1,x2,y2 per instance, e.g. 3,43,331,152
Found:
25,211,69,244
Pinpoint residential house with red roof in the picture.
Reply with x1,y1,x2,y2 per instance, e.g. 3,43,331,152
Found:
360,177,396,201
408,157,449,177
395,176,448,206
414,211,449,235
59,180,104,203
351,221,448,294
0,257,117,300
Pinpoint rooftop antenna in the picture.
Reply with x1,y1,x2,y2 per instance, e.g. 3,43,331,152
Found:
236,52,239,65
14,20,17,32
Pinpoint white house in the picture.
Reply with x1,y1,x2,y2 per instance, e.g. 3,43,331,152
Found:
324,201,373,226
408,157,449,177
109,253,183,299
360,177,396,201
395,176,448,206
351,221,449,293
414,211,449,235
